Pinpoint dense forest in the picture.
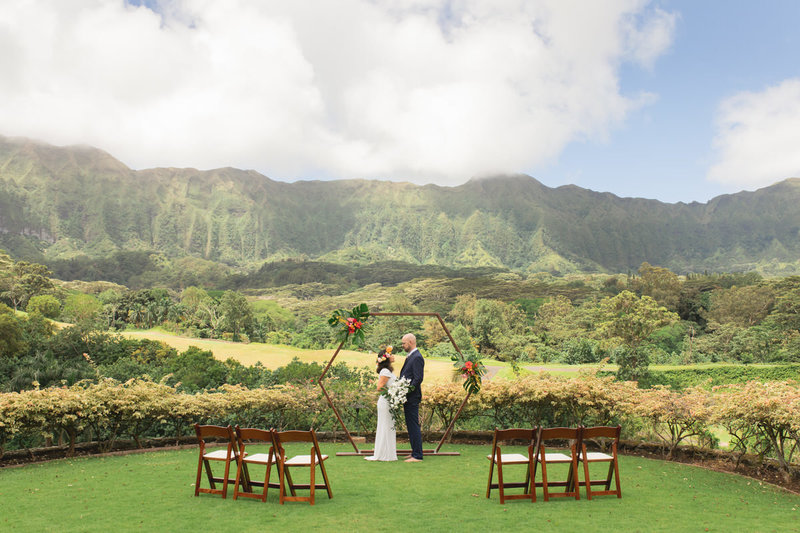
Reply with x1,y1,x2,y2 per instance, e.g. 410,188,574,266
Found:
2,135,800,277
2,247,800,393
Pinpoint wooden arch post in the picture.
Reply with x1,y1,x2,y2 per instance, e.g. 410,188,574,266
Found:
318,312,472,457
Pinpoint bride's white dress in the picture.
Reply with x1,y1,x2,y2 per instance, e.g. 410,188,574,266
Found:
365,368,397,461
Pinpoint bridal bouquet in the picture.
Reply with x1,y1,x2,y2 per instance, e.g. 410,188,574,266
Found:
382,377,413,431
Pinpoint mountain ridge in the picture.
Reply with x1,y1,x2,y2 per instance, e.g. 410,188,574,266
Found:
1,135,798,275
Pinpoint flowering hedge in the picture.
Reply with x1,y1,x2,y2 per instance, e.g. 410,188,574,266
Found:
2,375,800,475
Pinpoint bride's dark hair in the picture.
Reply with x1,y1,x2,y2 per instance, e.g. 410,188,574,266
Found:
376,347,393,374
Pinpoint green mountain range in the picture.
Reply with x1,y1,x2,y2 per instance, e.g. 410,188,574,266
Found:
1,134,799,276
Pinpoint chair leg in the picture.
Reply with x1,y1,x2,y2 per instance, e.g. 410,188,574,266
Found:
318,458,333,499
524,460,531,496
497,460,505,504
613,458,622,498
605,461,615,491
285,467,297,496
309,451,316,505
528,457,536,503
233,459,244,500
486,458,495,499
583,456,592,500
278,462,286,505
241,460,252,493
203,459,216,490
565,461,574,494
540,448,550,502
571,456,580,500
195,453,204,496
221,457,232,499
261,461,272,503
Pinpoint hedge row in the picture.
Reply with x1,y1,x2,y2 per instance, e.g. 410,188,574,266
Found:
648,364,800,389
2,374,799,475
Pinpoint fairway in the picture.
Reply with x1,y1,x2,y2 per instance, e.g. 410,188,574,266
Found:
122,330,461,383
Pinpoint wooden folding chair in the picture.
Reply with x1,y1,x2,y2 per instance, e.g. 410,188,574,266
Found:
272,428,332,505
486,428,537,503
232,426,281,502
533,427,581,501
193,424,239,498
578,425,622,499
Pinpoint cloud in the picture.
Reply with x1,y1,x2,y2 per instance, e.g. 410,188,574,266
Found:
708,79,800,188
0,0,675,184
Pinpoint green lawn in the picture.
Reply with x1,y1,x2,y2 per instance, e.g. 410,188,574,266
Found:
1,443,797,532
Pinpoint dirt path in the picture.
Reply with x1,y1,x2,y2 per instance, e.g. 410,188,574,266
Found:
524,365,581,373
483,366,501,380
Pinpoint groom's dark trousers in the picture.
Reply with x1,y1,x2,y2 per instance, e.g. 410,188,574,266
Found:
400,348,425,460
403,398,423,460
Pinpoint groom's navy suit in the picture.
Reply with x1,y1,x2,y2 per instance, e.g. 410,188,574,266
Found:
399,348,425,460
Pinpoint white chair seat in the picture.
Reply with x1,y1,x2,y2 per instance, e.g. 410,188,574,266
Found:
285,454,328,466
487,453,530,464
581,451,613,461
244,453,276,464
203,449,232,460
540,452,573,462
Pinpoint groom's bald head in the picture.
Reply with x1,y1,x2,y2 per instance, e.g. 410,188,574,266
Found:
401,333,416,352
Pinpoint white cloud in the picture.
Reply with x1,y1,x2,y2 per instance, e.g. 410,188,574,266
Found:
623,7,678,70
708,79,800,188
0,0,675,184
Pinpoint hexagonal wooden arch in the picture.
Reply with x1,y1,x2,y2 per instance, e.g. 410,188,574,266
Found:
318,312,472,457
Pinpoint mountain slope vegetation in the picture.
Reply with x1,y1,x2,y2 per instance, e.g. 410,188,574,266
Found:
2,135,799,276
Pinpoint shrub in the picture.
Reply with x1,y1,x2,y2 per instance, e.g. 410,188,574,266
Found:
25,295,61,319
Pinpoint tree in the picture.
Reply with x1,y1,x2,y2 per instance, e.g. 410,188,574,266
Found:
168,347,227,391
0,306,27,358
219,290,253,342
471,299,526,354
26,294,62,319
633,262,681,311
1,261,55,311
61,293,102,326
704,285,775,328
180,286,208,314
449,294,477,329
534,295,577,346
596,291,680,350
595,291,679,383
765,285,800,331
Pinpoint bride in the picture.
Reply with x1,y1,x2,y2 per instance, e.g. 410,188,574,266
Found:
365,346,397,461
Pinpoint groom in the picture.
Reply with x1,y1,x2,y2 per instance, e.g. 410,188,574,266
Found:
399,333,424,462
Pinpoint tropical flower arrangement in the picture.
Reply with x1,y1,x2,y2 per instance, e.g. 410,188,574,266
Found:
382,376,413,431
452,352,486,394
327,303,370,346
377,345,393,363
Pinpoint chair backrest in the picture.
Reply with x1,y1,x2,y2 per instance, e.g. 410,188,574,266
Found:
272,429,322,456
235,426,273,443
274,430,316,444
234,426,272,453
195,423,233,442
538,427,580,443
492,428,536,446
580,425,620,453
580,425,620,441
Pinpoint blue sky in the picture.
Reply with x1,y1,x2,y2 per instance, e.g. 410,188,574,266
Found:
551,0,800,202
1,1,799,204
